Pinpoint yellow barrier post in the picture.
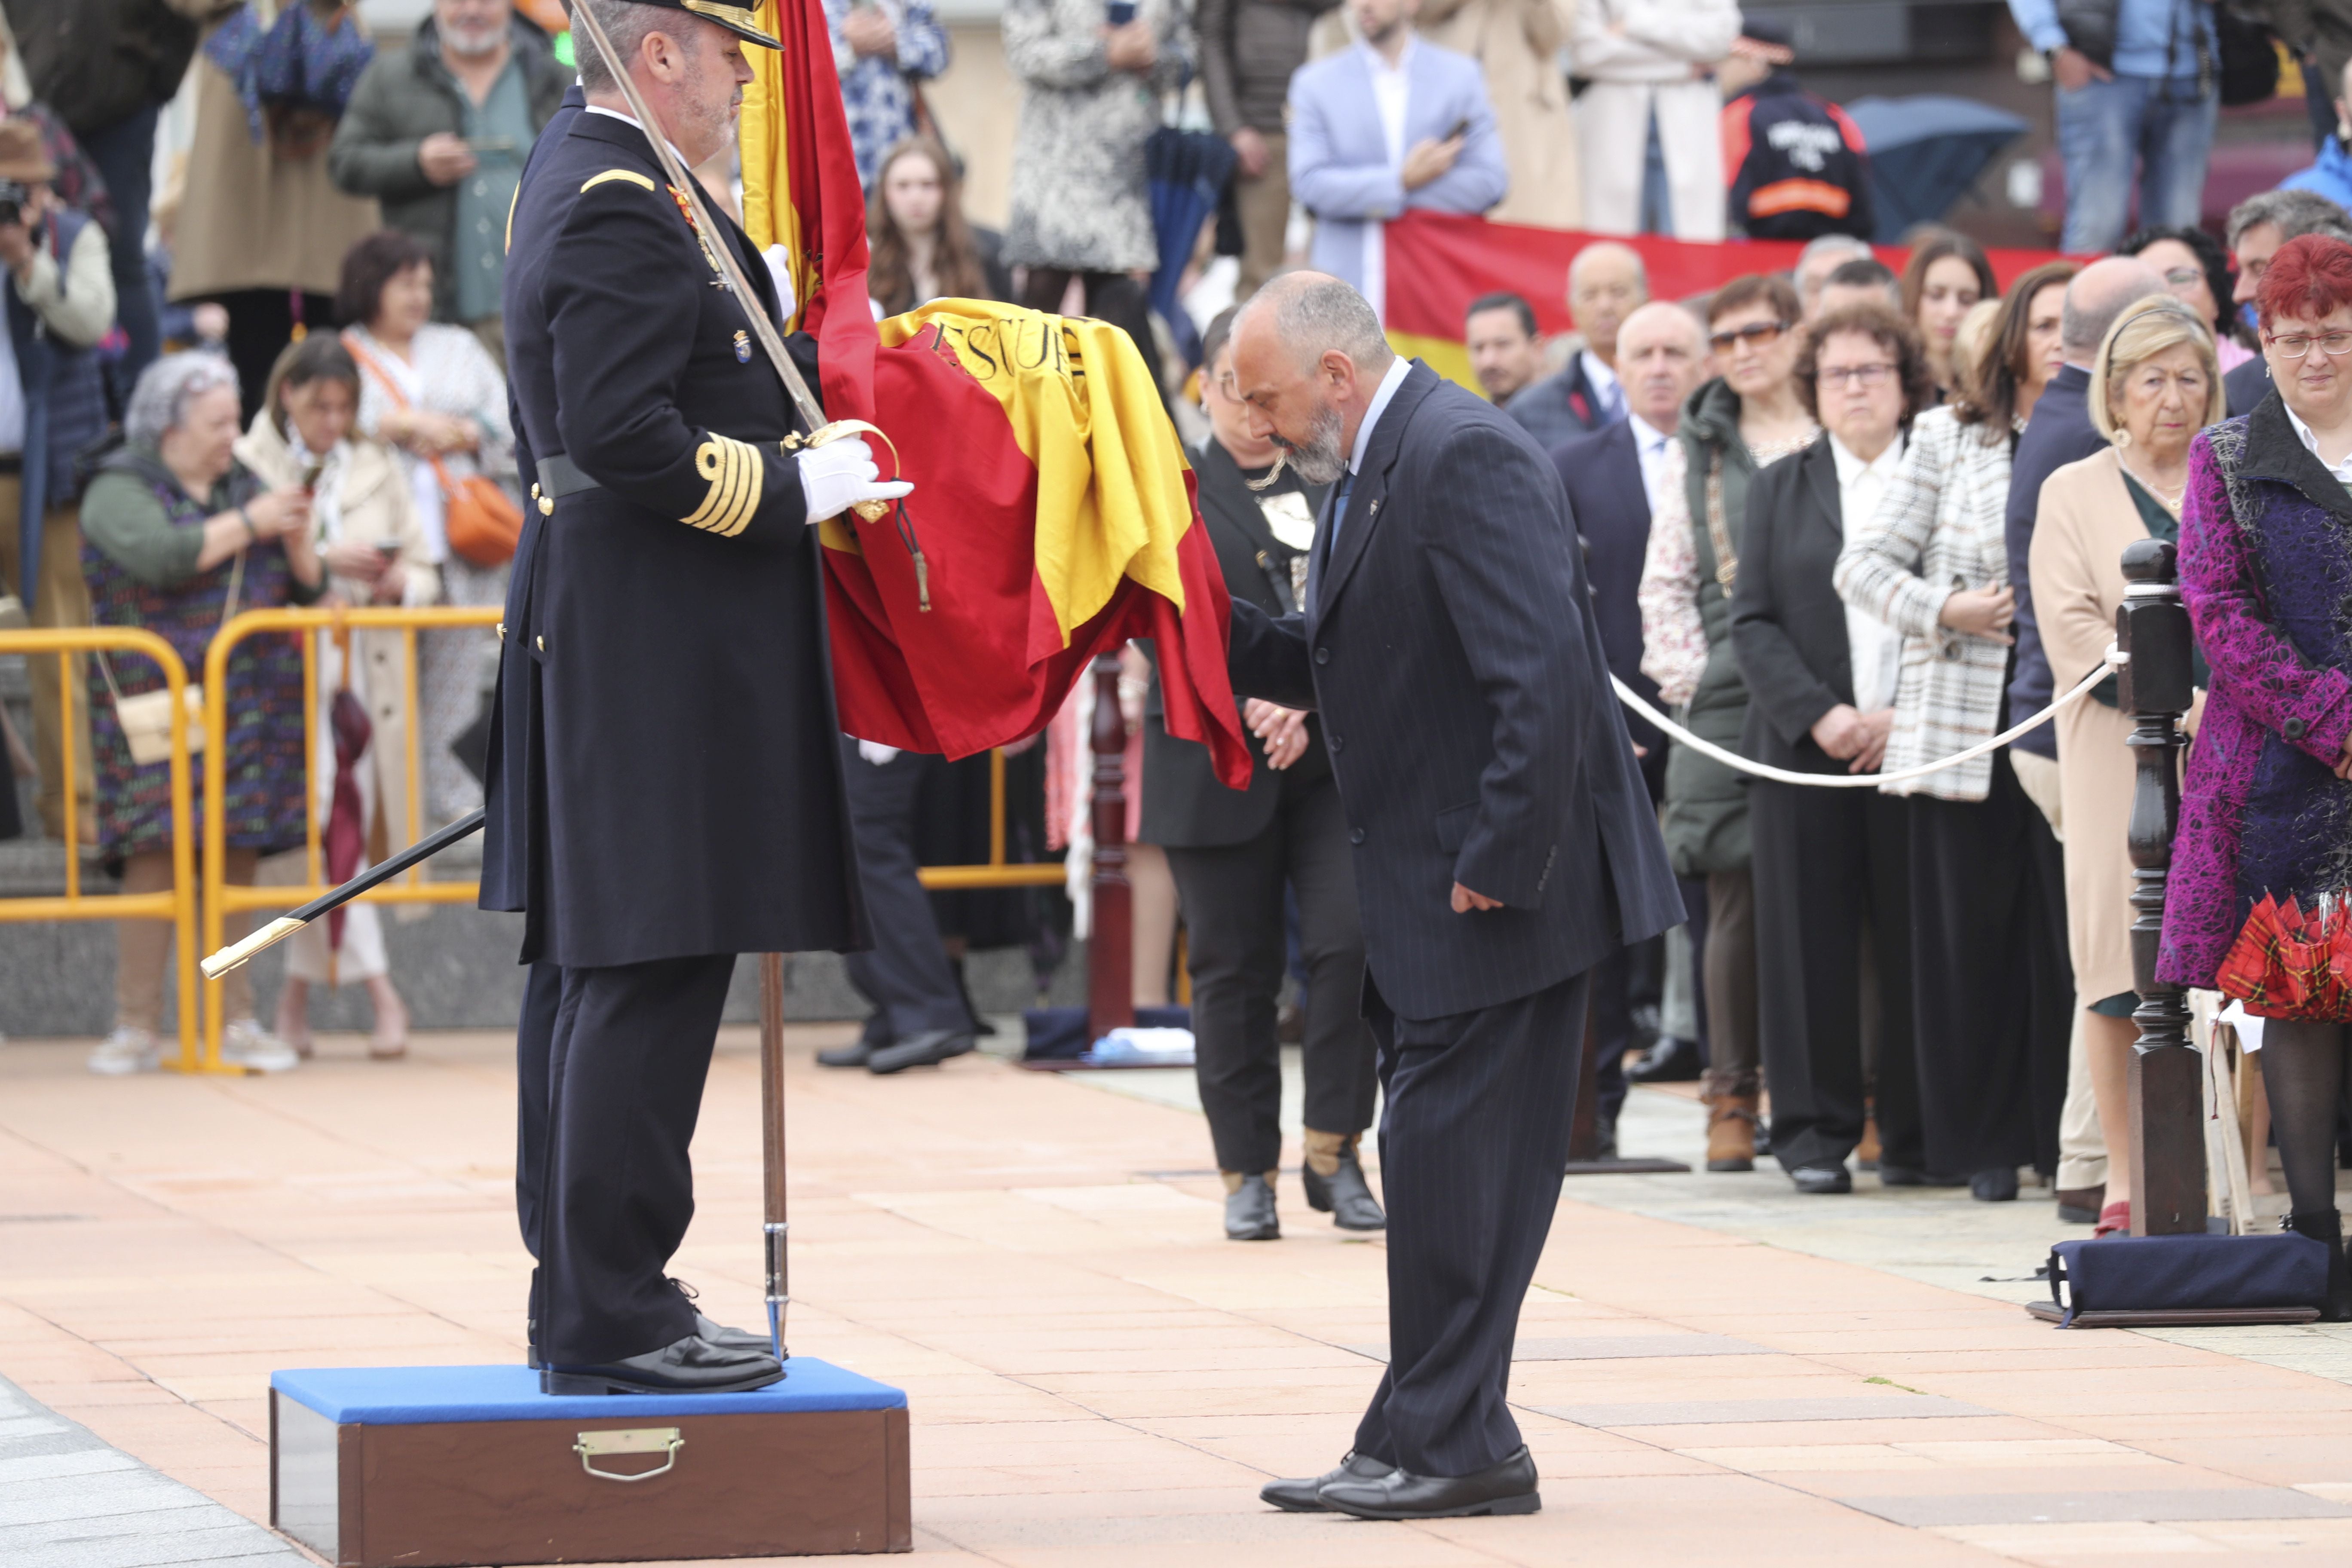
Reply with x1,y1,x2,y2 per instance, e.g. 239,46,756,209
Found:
0,627,201,1067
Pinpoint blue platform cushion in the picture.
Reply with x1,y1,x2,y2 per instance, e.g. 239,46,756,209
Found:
270,1360,906,1425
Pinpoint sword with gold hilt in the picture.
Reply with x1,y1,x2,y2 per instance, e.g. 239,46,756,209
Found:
569,0,895,539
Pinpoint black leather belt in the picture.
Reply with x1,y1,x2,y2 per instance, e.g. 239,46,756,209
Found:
537,451,601,499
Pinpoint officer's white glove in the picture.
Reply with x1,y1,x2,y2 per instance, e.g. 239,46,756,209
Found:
856,739,901,766
796,435,913,523
760,244,797,322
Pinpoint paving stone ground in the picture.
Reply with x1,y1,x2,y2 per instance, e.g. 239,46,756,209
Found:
4,1022,2352,1567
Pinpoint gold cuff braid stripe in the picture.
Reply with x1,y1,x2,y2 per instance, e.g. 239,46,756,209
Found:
686,435,761,538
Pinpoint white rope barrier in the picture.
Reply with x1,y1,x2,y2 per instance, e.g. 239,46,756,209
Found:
1611,644,2130,790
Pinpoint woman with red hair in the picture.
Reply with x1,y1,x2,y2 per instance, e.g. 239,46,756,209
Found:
2164,233,2352,1319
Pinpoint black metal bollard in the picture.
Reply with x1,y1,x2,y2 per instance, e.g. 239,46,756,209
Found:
2118,538,2205,1236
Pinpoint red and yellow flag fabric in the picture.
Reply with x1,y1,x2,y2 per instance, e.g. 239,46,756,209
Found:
1382,210,2069,397
738,0,1250,788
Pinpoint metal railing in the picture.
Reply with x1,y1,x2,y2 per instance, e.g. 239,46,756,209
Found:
0,627,203,1067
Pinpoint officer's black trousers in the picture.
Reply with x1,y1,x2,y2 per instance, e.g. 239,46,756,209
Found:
1164,769,1376,1175
1353,968,1589,1478
516,960,564,1349
538,953,735,1366
1751,781,1921,1174
840,740,971,1040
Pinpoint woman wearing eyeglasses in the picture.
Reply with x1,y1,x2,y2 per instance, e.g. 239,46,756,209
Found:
1833,259,2081,1200
1729,304,1935,1195
2031,296,2220,1239
1637,273,1816,1171
2161,234,2352,1318
2120,226,2255,376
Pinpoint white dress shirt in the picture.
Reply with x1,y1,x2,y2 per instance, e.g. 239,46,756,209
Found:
2282,398,2352,486
1581,349,1622,423
1327,355,1415,555
1358,37,1416,321
1829,431,1906,714
1626,412,1672,515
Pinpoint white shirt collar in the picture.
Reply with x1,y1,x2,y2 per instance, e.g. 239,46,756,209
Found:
1626,411,1672,453
1359,34,1415,77
1828,429,1904,486
1581,349,1620,397
1350,356,1415,477
2282,398,2352,482
584,103,691,168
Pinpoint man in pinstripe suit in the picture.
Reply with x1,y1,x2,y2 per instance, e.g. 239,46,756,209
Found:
1223,273,1681,1520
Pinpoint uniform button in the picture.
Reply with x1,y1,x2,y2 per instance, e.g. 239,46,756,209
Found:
2285,716,2308,738
536,635,545,652
1329,733,1343,752
1348,827,1365,845
1314,646,1330,665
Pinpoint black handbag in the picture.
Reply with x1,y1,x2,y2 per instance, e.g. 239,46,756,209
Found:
2215,5,2281,106
2046,1231,2328,1326
2055,0,2119,67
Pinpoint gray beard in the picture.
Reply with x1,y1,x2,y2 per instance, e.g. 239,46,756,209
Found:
1276,403,1348,486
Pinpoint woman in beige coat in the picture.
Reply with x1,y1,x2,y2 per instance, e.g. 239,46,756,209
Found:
2029,295,2220,1237
234,334,439,1059
1418,0,1580,228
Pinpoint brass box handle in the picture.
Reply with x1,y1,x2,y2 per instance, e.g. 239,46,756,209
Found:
573,1426,684,1483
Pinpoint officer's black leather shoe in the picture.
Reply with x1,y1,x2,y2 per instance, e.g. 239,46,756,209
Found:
1302,1150,1385,1231
1226,1173,1279,1240
1971,1167,2020,1202
1789,1166,1852,1195
1261,1450,1393,1512
540,1334,784,1395
692,1313,777,1355
817,1038,876,1068
867,1030,976,1074
1624,1035,1703,1083
1317,1445,1540,1519
1880,1165,1967,1188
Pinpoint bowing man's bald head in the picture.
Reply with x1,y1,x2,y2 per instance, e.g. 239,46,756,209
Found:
1225,273,1400,486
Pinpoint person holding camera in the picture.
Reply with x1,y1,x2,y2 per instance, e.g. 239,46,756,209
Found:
0,119,116,848
827,0,952,189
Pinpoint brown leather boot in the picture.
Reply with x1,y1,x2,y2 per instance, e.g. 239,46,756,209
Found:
1706,1095,1759,1172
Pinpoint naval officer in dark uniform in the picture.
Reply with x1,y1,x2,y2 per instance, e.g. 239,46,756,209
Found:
484,0,910,1396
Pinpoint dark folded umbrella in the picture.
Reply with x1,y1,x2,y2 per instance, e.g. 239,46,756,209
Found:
1145,126,1237,371
1840,95,2029,245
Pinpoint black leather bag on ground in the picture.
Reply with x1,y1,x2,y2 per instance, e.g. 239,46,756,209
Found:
2049,1232,2328,1325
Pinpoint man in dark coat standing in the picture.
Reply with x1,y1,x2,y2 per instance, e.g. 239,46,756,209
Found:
484,0,909,1396
1224,273,1681,1520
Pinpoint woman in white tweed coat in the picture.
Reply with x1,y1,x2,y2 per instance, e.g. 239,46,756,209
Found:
1834,265,2077,802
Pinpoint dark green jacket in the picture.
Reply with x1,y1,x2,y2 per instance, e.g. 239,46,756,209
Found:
327,19,568,322
1661,376,1771,877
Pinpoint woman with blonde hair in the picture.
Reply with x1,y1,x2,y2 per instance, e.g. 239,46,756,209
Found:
2030,293,2222,1238
235,332,441,1060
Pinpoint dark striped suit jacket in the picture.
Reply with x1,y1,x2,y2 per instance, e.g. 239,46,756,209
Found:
1227,361,1681,1020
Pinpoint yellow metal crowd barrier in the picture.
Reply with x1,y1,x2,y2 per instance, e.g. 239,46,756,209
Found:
0,627,204,1067
196,605,1060,1062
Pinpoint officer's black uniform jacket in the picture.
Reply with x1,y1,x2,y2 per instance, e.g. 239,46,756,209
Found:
482,107,866,967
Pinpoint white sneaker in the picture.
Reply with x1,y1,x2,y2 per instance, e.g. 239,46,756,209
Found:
220,1019,300,1073
87,1027,159,1075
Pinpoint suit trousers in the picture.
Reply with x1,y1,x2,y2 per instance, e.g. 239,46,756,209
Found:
516,958,563,1347
1908,752,2075,1180
538,952,735,1366
1752,782,1922,1173
1355,967,1590,1477
1232,131,1290,302
1164,768,1376,1174
840,740,972,1039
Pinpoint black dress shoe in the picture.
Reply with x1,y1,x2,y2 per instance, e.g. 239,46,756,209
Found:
867,1029,976,1074
1226,1173,1279,1240
1302,1149,1386,1231
817,1038,876,1068
1317,1445,1540,1520
1790,1165,1852,1194
541,1333,784,1395
1880,1164,1967,1188
1970,1167,2020,1202
1261,1450,1392,1511
1625,1035,1703,1083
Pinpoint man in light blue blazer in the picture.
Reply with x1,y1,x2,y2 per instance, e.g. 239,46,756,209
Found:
1286,0,1507,315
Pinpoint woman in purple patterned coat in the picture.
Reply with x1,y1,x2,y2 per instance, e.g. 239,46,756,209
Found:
78,353,325,1077
2165,233,2352,1321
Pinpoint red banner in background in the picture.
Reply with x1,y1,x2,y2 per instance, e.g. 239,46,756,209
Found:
1383,211,2070,391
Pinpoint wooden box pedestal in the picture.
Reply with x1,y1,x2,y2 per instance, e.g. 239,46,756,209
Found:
269,1361,910,1564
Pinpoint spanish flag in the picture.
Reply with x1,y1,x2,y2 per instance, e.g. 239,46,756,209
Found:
738,0,1251,790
